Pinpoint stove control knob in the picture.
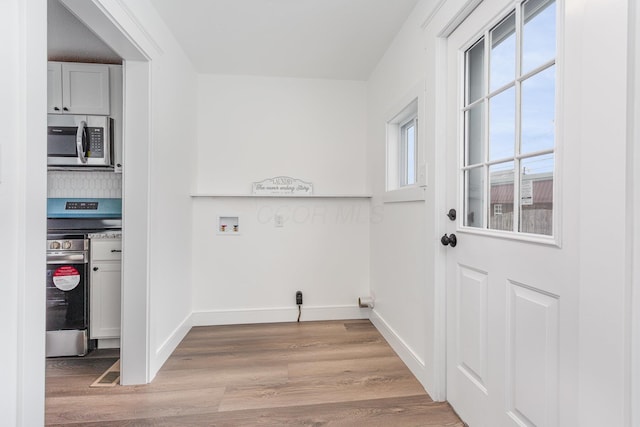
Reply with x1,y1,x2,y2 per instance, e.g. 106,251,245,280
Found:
62,241,72,249
50,241,61,250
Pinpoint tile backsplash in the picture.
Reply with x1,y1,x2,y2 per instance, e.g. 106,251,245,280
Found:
48,171,122,198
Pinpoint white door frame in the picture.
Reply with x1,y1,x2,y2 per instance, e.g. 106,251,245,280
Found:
59,0,153,385
629,0,640,423
431,0,485,403
14,1,47,425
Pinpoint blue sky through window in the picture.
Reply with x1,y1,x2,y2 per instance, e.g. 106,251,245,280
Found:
485,0,556,170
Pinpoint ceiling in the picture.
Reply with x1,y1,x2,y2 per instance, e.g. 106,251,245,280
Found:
48,0,121,64
48,0,420,80
149,0,421,80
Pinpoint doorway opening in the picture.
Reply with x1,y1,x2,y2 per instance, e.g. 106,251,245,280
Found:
45,2,152,414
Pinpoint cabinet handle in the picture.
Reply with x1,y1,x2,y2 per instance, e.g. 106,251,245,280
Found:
63,107,69,111
93,267,99,271
53,107,60,111
111,249,122,253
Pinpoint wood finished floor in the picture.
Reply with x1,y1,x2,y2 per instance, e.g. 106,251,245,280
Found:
46,320,463,426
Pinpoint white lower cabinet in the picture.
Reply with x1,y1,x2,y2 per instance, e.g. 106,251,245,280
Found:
90,238,121,340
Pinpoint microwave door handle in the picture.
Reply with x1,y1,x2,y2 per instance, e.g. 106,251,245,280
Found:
76,121,88,163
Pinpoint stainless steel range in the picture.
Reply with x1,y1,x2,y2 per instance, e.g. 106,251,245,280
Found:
46,198,121,357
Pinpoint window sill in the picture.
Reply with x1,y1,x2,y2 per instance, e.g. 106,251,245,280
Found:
382,186,426,203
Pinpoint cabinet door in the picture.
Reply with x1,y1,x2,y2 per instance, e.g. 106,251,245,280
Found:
47,62,63,114
90,262,121,339
62,63,110,115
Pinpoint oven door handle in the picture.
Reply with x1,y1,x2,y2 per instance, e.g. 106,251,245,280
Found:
47,252,88,264
76,121,88,164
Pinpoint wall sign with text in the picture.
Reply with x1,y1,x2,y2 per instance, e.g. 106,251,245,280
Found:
252,176,313,195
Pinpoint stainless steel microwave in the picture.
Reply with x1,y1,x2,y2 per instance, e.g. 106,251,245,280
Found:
47,115,112,167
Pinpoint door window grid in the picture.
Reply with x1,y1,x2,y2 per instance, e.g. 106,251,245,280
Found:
461,0,556,236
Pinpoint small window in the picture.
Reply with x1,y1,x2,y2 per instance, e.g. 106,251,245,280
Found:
387,98,420,195
494,204,503,215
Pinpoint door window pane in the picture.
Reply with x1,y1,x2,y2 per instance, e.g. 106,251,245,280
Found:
466,103,485,166
466,40,485,104
490,13,516,92
519,154,554,235
523,0,556,74
460,0,556,237
465,167,485,228
404,122,416,185
489,86,516,161
489,162,514,231
521,65,555,154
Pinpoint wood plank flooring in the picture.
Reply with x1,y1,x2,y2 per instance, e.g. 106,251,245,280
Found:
46,320,463,426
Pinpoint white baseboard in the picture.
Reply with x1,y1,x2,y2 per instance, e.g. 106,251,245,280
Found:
151,313,193,378
369,310,428,392
191,305,369,326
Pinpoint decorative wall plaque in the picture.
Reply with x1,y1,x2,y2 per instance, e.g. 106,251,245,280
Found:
252,176,313,195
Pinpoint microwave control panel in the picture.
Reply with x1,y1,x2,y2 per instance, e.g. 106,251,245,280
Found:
87,127,104,158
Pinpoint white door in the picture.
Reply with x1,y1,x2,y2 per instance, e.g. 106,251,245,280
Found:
444,0,571,425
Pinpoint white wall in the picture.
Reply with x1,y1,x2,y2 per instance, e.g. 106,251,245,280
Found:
192,76,370,324
109,1,199,377
0,0,47,425
147,47,198,375
572,0,630,425
0,3,21,422
631,0,640,424
192,198,370,323
195,75,368,194
366,0,437,395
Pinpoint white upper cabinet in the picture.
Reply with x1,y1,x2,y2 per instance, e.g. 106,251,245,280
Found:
48,62,110,115
47,63,63,114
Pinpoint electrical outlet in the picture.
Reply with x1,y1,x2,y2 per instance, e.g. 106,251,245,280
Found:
296,291,303,305
275,214,284,228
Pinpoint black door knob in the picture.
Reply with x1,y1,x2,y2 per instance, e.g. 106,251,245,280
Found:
447,209,457,221
93,267,99,271
441,233,457,247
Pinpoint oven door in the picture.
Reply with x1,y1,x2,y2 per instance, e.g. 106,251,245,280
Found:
46,252,88,331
